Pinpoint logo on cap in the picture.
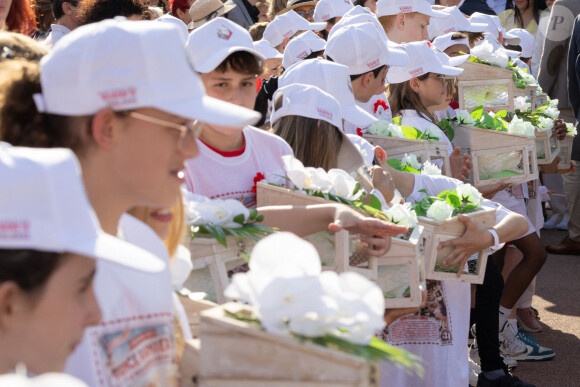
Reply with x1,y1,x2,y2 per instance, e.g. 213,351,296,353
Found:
444,27,456,33
409,67,424,76
366,59,380,69
0,220,31,240
99,87,137,107
217,25,233,40
316,108,334,121
297,49,312,59
399,6,413,13
283,29,295,38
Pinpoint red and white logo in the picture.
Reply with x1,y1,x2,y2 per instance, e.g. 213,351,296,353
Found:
99,87,137,107
316,108,334,121
409,67,424,76
399,6,413,13
366,59,380,69
297,49,312,59
0,220,31,240
283,29,295,38
217,25,233,40
444,27,456,33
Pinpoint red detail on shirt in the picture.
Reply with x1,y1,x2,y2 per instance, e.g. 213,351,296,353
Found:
374,99,389,114
200,135,246,157
356,128,364,137
449,100,459,110
252,172,266,193
256,77,263,93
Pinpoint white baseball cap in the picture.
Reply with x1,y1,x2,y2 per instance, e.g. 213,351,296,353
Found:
313,0,353,22
376,0,448,19
489,15,520,44
431,45,470,67
470,12,520,44
427,6,487,40
188,0,236,29
271,84,367,173
254,39,283,59
0,145,165,273
263,10,326,47
330,6,387,41
35,18,260,129
432,32,470,53
278,58,377,127
282,31,326,69
155,14,189,43
480,34,521,60
186,18,265,73
387,41,463,84
325,22,408,75
507,28,534,58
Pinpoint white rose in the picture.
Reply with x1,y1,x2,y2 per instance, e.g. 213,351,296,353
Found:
455,184,483,208
543,107,560,119
327,169,362,200
186,198,249,229
536,116,554,132
368,120,390,136
455,109,476,125
421,160,442,175
387,123,406,139
566,123,577,136
383,202,418,229
472,40,509,68
508,116,535,137
514,96,531,112
423,124,441,141
549,99,559,108
282,155,333,192
401,153,422,170
426,200,454,222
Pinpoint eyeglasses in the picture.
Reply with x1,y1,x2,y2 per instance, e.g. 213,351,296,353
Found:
427,74,451,85
296,9,315,19
128,111,202,144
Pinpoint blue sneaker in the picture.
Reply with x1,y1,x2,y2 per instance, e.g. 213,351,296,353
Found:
499,320,555,362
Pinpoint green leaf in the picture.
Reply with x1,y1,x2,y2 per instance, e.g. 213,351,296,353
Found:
392,116,402,126
248,209,258,221
495,110,507,118
436,190,450,199
387,158,403,170
446,193,461,208
401,126,422,140
233,214,245,225
369,194,383,210
352,182,361,197
256,214,264,222
471,106,483,121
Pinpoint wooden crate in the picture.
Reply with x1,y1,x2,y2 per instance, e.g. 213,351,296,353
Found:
186,236,257,304
369,225,425,309
256,182,377,281
452,124,539,187
182,339,201,387
457,61,515,113
418,207,496,284
198,303,379,386
363,135,451,177
557,135,574,170
535,128,560,165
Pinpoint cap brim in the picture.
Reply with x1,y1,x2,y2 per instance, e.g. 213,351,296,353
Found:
194,46,266,73
72,231,166,273
343,104,377,127
427,8,450,18
386,46,409,67
447,53,470,66
504,35,521,45
466,22,488,33
438,64,463,76
306,21,327,31
505,49,521,59
158,94,261,128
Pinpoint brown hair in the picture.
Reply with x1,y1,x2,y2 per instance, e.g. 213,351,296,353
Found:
272,105,342,170
0,31,48,63
463,31,485,47
215,51,262,76
387,73,437,124
0,60,91,153
249,22,268,41
78,0,148,25
267,0,287,20
0,250,65,297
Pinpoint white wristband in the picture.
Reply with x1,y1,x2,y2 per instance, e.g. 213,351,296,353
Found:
487,228,500,250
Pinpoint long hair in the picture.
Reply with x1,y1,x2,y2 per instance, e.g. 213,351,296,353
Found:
387,73,437,124
6,0,37,35
506,0,547,28
273,115,343,170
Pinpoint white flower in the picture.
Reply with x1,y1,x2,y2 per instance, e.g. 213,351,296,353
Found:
401,153,422,170
517,69,536,85
455,184,483,208
549,99,559,108
327,169,362,200
383,202,417,229
543,106,560,119
368,120,390,136
507,116,535,137
514,96,531,112
421,160,442,175
282,155,333,192
566,123,577,136
536,116,554,132
185,197,249,229
423,124,441,141
388,123,406,139
472,40,509,68
426,200,454,222
455,109,476,125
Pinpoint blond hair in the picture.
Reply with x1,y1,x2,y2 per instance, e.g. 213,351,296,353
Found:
249,22,268,41
268,0,287,20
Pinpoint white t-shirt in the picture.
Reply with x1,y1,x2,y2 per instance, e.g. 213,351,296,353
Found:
380,174,513,387
183,126,293,208
344,93,392,135
400,110,454,156
65,214,177,387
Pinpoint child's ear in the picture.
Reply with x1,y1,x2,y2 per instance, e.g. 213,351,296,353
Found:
409,77,421,93
396,13,406,31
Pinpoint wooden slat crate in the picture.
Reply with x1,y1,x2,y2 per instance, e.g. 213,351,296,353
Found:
457,61,515,113
363,135,451,177
197,304,379,386
452,124,539,187
418,207,496,284
557,135,574,171
535,128,560,165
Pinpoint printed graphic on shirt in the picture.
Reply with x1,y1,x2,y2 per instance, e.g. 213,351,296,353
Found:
378,280,453,346
95,323,178,387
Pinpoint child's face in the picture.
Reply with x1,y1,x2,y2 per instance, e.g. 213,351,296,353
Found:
402,13,431,42
415,73,447,108
262,58,283,79
444,44,470,58
200,67,258,110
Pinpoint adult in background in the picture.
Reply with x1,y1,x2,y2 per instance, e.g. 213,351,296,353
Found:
1,0,37,35
500,0,548,36
43,0,82,48
547,12,580,255
224,0,259,29
170,0,194,25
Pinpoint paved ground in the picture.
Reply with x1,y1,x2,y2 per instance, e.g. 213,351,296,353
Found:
511,229,580,387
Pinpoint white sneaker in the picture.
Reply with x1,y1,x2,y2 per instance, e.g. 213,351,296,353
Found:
543,214,562,230
556,214,570,230
469,357,481,386
470,339,517,369
499,319,555,362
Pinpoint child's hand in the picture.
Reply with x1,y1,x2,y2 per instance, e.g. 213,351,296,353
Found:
436,214,493,278
449,147,472,181
478,180,511,199
371,166,395,203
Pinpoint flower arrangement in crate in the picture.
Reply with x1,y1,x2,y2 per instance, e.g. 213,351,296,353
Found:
411,184,494,283
183,192,275,303
366,117,441,142
558,122,577,170
386,153,442,176
210,232,424,383
442,107,538,186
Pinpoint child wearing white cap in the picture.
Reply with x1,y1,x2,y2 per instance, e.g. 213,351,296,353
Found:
426,5,487,41
263,10,326,53
376,0,447,43
282,30,326,69
0,145,164,375
0,18,260,386
313,0,354,38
